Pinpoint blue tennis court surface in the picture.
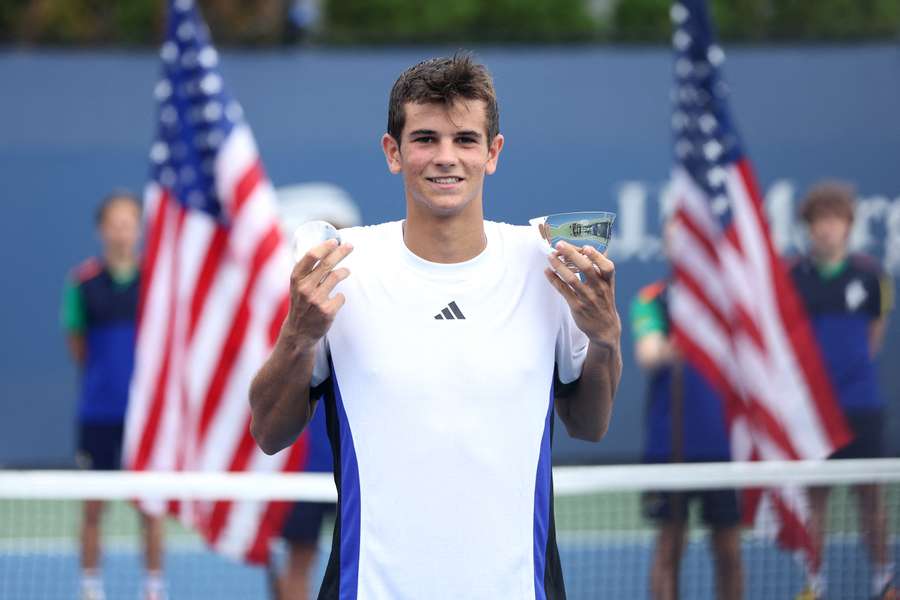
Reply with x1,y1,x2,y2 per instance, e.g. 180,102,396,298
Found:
1,536,895,599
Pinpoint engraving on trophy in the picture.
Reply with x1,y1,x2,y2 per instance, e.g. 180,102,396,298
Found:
530,211,616,278
530,211,616,255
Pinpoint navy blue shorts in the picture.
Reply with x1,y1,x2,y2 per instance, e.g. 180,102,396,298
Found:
281,501,335,543
830,409,884,459
77,422,124,471
642,488,741,527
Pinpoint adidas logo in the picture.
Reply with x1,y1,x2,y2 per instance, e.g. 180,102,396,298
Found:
434,301,466,320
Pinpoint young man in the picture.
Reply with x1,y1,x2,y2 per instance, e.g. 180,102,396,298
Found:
250,54,622,599
61,192,166,600
631,223,743,600
790,181,895,600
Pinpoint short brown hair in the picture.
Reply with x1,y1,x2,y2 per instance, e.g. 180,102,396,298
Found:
799,180,855,224
95,190,141,225
387,52,500,146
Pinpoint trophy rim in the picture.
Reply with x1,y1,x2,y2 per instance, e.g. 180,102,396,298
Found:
544,210,616,221
532,211,616,254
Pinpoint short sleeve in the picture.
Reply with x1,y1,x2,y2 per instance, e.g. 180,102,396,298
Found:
555,303,589,385
310,336,332,390
630,293,668,340
61,278,86,333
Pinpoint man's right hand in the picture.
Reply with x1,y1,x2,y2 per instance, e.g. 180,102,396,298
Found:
284,238,354,351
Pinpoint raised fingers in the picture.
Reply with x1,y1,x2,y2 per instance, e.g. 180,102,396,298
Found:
313,267,351,301
544,267,578,303
321,292,346,315
548,249,584,290
293,238,340,277
290,241,351,313
309,242,354,283
580,245,615,282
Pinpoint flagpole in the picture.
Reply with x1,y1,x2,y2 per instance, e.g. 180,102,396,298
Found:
669,354,685,597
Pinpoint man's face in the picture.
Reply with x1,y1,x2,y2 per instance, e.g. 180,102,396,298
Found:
99,198,141,256
807,212,851,260
382,99,503,218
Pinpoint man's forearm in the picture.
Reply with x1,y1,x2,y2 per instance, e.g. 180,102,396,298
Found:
249,332,317,455
558,340,622,442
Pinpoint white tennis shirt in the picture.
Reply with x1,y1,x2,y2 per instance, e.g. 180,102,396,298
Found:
310,220,588,600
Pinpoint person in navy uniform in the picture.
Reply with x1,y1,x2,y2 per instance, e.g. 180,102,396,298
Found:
61,192,166,600
790,180,895,600
631,221,743,600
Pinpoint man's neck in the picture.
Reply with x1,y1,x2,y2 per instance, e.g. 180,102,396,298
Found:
104,250,137,276
811,250,848,278
403,206,486,264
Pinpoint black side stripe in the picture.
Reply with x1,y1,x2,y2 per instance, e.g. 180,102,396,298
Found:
441,307,454,319
448,301,465,319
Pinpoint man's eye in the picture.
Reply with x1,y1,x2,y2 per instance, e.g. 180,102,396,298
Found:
413,136,434,143
457,137,477,144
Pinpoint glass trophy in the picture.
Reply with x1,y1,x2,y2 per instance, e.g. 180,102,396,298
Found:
291,220,340,263
529,211,616,254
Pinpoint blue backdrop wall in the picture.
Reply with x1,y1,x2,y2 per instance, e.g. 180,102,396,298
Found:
1,46,898,465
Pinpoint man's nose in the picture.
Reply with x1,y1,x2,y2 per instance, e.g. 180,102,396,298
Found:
433,139,457,167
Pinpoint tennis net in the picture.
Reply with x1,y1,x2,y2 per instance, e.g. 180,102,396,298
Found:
0,459,897,599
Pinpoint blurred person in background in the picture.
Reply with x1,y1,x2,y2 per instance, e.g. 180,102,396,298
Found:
790,181,895,600
61,192,166,600
631,221,743,600
285,0,321,43
272,183,361,600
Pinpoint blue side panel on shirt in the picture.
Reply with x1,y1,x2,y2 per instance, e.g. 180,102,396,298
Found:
532,382,553,600
332,368,360,600
80,323,136,423
811,314,882,411
644,363,731,461
304,402,335,473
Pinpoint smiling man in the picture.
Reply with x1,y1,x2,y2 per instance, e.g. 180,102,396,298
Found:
249,53,622,600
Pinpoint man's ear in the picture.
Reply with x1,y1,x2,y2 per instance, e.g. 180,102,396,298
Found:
484,133,504,176
382,133,402,174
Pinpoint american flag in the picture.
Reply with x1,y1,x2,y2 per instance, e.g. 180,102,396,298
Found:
665,0,851,571
123,0,306,564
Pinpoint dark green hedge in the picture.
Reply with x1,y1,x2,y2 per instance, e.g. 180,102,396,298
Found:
612,0,900,42
1,0,898,45
324,0,594,43
0,0,285,45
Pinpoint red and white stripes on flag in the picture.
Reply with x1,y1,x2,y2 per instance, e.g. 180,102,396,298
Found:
124,124,305,564
666,0,851,572
667,160,851,570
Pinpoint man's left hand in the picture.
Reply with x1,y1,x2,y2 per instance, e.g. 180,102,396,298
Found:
544,241,621,349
